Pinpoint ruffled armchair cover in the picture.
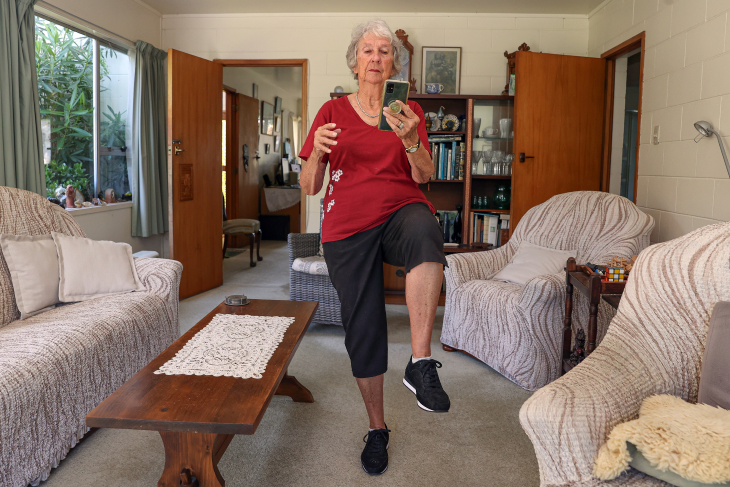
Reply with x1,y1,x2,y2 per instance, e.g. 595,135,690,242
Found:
519,221,730,487
441,191,654,391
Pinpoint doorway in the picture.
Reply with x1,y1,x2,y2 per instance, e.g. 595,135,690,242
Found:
601,33,645,203
216,59,308,237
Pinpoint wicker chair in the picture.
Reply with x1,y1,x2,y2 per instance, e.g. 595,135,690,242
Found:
287,233,342,326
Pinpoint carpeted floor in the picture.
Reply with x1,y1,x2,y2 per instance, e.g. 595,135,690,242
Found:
41,241,540,487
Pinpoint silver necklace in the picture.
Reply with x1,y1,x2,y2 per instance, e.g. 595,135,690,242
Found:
356,91,378,118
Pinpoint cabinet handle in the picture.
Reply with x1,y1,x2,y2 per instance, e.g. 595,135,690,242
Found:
396,269,405,278
519,152,534,163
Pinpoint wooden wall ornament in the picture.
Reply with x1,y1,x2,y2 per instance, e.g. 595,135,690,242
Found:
395,29,415,90
180,164,194,201
502,43,531,95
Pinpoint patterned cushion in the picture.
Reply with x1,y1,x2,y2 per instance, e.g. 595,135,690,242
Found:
292,256,329,276
223,219,260,234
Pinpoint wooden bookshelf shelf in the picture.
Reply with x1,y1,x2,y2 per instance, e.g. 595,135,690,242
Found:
471,208,510,214
428,131,466,135
421,180,464,184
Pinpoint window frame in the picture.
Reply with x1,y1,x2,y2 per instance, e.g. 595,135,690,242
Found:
35,10,134,200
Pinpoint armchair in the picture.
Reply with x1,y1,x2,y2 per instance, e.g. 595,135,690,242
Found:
519,221,730,486
441,191,654,391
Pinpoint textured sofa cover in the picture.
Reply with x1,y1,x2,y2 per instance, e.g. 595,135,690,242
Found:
519,221,730,487
441,191,654,391
0,187,182,487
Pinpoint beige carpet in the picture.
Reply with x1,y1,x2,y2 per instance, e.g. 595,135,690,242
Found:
40,241,540,487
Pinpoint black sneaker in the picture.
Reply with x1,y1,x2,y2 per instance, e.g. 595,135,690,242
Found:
361,427,390,475
403,357,450,412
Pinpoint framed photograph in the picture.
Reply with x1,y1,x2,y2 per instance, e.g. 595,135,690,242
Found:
274,96,282,114
421,46,462,95
393,29,413,85
274,134,281,152
252,83,259,99
264,143,270,154
261,101,274,135
274,115,281,134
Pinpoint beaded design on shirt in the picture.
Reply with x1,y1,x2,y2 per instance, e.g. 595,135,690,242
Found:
328,184,333,195
327,200,335,212
331,169,343,182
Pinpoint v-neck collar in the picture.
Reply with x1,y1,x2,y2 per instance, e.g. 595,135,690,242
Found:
343,94,379,129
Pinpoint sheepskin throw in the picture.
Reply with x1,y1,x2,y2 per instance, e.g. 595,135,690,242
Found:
594,395,730,484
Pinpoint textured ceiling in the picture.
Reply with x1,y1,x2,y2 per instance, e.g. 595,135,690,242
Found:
146,0,605,16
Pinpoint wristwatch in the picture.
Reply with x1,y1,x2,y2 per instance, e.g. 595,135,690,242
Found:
404,139,421,153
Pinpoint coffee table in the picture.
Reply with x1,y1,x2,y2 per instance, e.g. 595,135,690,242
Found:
86,299,318,487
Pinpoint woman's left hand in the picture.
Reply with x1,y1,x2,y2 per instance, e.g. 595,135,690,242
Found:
383,100,420,147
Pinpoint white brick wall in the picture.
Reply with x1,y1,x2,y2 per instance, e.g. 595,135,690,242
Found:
590,0,730,242
162,13,589,232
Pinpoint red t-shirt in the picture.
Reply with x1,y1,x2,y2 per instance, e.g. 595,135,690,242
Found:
299,96,434,243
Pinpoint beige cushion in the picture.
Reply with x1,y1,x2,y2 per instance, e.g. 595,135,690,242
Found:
493,242,576,286
0,234,59,319
223,219,260,235
292,256,328,276
52,232,145,302
698,301,730,409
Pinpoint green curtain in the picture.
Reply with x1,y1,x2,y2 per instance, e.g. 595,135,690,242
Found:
128,40,168,237
0,0,44,194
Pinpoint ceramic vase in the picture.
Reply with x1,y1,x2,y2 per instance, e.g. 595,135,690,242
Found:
473,118,482,137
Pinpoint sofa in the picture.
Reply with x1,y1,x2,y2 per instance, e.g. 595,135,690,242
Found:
0,186,182,487
519,220,730,487
441,191,654,391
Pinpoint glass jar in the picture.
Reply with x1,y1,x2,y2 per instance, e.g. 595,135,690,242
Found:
493,185,510,210
472,195,478,208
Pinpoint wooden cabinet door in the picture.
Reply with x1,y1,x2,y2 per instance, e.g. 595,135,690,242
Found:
511,51,606,230
168,49,223,299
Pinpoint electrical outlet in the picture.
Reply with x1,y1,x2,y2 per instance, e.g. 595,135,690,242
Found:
652,126,660,145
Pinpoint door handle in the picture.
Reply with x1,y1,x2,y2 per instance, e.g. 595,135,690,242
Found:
519,152,534,163
174,146,185,156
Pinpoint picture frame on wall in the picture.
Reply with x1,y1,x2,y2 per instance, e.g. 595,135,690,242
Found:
261,101,274,135
252,83,259,99
421,46,462,95
274,135,281,152
274,115,281,134
393,29,413,85
264,143,270,154
274,96,282,114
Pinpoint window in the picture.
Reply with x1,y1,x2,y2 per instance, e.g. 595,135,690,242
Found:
35,16,131,204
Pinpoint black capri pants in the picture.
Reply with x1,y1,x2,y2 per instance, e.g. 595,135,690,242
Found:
322,203,448,379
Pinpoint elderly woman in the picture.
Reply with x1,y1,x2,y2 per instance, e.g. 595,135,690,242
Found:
299,20,450,475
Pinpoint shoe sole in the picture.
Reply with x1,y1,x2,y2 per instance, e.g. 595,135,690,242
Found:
402,377,449,413
361,442,389,476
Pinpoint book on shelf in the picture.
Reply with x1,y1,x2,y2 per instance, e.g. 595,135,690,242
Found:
428,135,464,181
471,211,510,247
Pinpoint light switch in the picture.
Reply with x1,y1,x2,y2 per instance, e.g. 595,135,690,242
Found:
652,126,660,145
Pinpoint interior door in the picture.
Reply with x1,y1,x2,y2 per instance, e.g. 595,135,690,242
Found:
168,49,223,298
512,51,606,229
237,94,260,220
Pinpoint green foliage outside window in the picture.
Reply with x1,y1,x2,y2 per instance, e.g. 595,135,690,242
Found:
35,17,128,200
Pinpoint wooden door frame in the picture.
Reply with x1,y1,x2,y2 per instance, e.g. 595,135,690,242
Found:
600,32,645,203
213,59,309,232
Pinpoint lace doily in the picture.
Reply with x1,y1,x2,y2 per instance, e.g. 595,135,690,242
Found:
154,314,294,379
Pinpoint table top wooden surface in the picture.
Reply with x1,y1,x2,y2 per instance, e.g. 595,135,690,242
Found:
86,299,318,436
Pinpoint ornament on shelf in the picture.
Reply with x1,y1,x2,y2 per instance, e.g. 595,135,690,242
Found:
65,185,75,209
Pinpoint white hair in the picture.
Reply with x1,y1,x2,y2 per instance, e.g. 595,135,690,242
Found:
345,19,404,80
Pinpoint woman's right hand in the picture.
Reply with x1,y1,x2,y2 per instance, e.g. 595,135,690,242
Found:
313,123,342,156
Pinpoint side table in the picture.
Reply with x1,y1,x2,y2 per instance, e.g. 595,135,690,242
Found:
562,257,627,374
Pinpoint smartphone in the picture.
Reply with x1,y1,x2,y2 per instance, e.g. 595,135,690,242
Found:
378,79,410,131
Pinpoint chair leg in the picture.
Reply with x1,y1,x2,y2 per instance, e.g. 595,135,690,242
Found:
256,230,263,262
248,233,256,267
222,234,229,259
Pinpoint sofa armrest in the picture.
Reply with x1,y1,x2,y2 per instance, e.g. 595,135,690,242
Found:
519,332,661,486
518,271,565,310
134,257,183,322
444,243,514,290
288,233,321,264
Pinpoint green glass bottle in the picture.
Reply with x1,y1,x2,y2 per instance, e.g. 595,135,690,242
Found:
493,185,510,210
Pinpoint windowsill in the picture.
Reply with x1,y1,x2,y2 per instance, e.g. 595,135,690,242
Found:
65,201,133,215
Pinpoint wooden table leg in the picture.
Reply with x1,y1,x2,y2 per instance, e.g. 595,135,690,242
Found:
562,258,576,369
275,373,314,403
586,273,603,355
158,432,234,487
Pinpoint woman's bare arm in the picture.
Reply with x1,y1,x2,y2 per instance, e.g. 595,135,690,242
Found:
383,102,434,184
300,122,341,195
